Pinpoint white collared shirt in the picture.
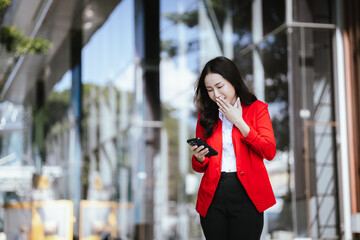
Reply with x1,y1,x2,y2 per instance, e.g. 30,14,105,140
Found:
219,101,237,172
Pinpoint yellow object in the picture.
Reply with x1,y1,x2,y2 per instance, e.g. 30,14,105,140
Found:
94,176,103,190
31,208,45,240
82,235,101,240
36,175,50,190
107,208,117,237
45,236,65,240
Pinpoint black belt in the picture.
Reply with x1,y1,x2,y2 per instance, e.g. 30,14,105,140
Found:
220,172,238,179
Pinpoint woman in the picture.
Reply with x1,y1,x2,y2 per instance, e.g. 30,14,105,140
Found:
190,56,276,240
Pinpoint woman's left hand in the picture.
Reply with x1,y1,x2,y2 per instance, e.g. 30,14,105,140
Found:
216,97,242,124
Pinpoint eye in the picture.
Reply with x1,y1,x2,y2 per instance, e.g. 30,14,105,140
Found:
206,89,213,92
218,85,224,89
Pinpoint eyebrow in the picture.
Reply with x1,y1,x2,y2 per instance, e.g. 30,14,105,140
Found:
206,81,223,89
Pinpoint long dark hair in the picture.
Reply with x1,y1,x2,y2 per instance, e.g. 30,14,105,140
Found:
194,56,257,138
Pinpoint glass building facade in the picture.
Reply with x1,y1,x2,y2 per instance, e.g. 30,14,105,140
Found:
0,0,360,239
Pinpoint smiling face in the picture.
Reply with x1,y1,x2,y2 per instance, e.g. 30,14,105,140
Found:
204,73,237,105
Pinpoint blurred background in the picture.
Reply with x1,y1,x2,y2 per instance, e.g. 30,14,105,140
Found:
0,0,359,239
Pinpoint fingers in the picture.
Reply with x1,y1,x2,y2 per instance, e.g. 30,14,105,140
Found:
216,98,229,114
222,98,231,107
190,145,209,159
218,108,225,116
216,97,229,108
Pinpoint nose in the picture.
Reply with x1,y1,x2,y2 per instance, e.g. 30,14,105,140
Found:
214,89,221,98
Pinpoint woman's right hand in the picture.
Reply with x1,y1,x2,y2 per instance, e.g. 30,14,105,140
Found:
190,145,209,163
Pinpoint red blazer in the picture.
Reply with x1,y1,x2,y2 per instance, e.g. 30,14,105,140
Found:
192,100,276,217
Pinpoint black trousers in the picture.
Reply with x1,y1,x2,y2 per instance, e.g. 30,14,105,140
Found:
200,172,264,240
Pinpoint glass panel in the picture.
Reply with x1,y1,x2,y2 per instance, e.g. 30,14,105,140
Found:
207,0,253,54
260,32,289,152
43,36,73,201
303,29,339,240
235,52,253,91
0,102,26,165
293,0,335,24
291,27,340,239
82,0,122,44
259,31,293,239
262,0,285,35
161,0,200,238
45,71,71,165
233,0,252,51
161,0,252,64
306,124,338,239
81,1,135,239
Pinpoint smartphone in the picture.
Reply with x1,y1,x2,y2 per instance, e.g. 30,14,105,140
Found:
187,137,218,157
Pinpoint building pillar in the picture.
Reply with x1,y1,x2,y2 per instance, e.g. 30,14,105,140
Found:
252,0,265,101
34,80,45,170
134,0,160,239
70,28,82,237
337,0,357,238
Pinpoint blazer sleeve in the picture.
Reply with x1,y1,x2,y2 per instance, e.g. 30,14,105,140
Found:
191,113,210,173
241,102,276,160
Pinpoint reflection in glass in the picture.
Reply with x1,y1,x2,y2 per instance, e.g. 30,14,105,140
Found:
161,1,202,239
80,2,135,239
295,28,339,239
293,0,334,24
45,71,71,166
259,30,292,239
44,71,72,201
0,102,29,167
3,201,73,240
262,0,285,35
234,53,253,91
